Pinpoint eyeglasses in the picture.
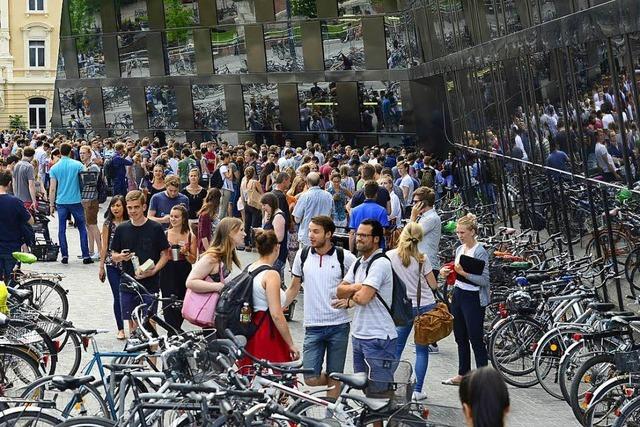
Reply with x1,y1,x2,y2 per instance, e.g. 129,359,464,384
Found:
355,233,373,239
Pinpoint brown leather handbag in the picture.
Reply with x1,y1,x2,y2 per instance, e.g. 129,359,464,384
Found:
413,262,454,345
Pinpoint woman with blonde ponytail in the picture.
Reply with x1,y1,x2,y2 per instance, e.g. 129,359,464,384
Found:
387,222,438,401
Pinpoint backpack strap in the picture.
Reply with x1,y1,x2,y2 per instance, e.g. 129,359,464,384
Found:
299,246,311,282
248,264,274,278
362,253,393,316
336,246,345,278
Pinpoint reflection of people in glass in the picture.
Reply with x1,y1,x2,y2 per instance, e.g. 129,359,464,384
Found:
341,53,353,70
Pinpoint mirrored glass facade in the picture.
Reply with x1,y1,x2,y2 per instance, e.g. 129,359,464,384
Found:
55,0,637,152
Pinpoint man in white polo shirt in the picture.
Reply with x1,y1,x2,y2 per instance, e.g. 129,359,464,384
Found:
287,215,356,400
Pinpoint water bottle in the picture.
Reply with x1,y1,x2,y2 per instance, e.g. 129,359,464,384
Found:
240,302,251,324
131,255,140,274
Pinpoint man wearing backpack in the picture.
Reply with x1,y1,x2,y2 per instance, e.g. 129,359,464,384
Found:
337,219,397,391
287,216,356,400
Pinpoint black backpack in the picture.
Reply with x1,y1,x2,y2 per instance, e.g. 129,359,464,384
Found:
215,265,273,338
103,158,116,180
352,253,413,327
210,166,223,189
299,246,345,282
96,170,108,203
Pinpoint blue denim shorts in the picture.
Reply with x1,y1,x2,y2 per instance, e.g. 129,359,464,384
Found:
352,336,398,395
303,323,350,378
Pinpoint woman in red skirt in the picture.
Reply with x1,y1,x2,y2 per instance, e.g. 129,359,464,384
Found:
237,230,300,368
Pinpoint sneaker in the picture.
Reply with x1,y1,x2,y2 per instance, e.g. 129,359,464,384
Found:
61,257,68,265
428,344,439,354
83,258,94,265
412,391,428,401
91,253,100,261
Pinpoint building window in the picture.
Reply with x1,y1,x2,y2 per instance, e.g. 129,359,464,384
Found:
29,98,47,130
29,40,45,67
28,0,45,12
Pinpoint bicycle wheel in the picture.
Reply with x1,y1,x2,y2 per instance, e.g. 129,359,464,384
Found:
586,231,634,267
489,317,545,388
55,416,117,427
534,327,584,400
0,406,66,426
0,345,42,397
569,353,617,424
625,247,640,286
20,375,110,419
2,319,58,376
613,395,640,427
584,375,640,427
289,396,337,420
17,279,69,323
52,328,82,376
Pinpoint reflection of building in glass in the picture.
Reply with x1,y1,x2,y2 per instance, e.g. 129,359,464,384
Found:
54,0,615,153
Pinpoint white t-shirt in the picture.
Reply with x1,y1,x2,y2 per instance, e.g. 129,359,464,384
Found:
399,174,415,204
515,135,528,161
389,191,402,221
251,265,286,311
595,142,612,173
220,165,233,191
602,114,615,130
386,250,435,307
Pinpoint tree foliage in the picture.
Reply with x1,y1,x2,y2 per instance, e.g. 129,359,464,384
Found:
9,115,27,131
164,0,195,45
291,0,317,18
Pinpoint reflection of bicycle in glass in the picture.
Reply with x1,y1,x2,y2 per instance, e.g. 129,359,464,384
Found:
111,113,133,136
328,48,364,70
124,57,144,77
271,40,290,60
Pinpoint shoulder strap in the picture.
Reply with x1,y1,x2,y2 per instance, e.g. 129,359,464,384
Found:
417,260,423,308
336,247,345,277
248,264,273,278
300,246,310,269
365,252,388,276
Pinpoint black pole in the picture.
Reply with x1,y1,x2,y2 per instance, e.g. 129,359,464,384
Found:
601,187,624,309
557,182,574,258
546,175,563,253
606,38,634,187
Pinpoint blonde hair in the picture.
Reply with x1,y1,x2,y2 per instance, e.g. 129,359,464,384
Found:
457,213,478,233
397,222,425,267
204,217,242,269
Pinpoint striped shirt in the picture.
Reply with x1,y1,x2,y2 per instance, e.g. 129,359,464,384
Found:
292,187,334,246
292,246,357,327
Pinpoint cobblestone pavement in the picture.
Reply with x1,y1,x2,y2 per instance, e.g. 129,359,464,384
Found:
32,209,579,426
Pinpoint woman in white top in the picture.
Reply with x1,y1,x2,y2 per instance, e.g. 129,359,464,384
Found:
237,230,300,368
389,223,438,401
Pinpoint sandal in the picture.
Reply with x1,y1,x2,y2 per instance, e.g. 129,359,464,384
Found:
116,330,126,340
441,377,462,386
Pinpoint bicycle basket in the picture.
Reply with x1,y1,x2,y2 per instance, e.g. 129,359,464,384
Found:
364,358,414,406
614,350,640,373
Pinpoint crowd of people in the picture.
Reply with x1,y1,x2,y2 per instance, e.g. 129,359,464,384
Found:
0,130,511,426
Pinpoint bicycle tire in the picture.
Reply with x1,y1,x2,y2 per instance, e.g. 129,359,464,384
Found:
0,345,43,396
361,409,427,426
613,395,640,427
585,231,633,268
20,374,110,419
288,396,337,420
2,318,58,376
534,327,584,400
624,247,640,285
53,327,83,376
489,316,545,388
0,406,66,426
584,375,640,427
55,416,117,426
569,353,617,424
17,278,69,324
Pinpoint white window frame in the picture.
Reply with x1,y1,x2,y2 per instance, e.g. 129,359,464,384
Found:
26,0,46,13
28,98,47,131
28,39,46,68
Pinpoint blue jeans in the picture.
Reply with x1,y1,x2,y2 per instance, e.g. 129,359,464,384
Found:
303,323,350,378
353,336,398,395
56,203,90,259
0,253,17,283
395,303,437,393
106,265,124,331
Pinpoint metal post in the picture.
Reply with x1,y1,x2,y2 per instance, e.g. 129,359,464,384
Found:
606,38,634,187
624,34,640,133
546,175,563,253
601,187,624,309
557,182,574,258
517,55,535,163
524,55,547,165
552,49,578,173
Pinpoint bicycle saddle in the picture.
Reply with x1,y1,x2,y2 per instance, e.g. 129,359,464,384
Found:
588,302,616,312
7,287,32,301
68,328,108,337
604,311,635,318
525,273,551,284
103,363,145,372
329,372,368,390
51,375,95,392
270,360,303,369
11,252,37,264
610,315,640,325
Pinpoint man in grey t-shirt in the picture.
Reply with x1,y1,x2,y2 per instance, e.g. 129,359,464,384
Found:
411,186,441,274
12,147,37,209
337,219,396,388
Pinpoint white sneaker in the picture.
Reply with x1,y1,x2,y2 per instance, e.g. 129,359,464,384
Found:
412,391,428,401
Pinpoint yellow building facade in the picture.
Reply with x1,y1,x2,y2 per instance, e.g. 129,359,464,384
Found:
0,0,61,131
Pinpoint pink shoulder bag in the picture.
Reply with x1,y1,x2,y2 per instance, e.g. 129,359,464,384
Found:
182,262,224,327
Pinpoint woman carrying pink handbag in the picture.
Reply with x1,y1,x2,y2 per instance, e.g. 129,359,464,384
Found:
184,217,245,327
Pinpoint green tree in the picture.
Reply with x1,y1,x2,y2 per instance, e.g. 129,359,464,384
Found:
291,0,317,18
68,0,101,52
164,0,194,45
9,115,27,131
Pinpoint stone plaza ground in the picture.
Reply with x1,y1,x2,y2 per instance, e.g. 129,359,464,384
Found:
30,208,580,426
